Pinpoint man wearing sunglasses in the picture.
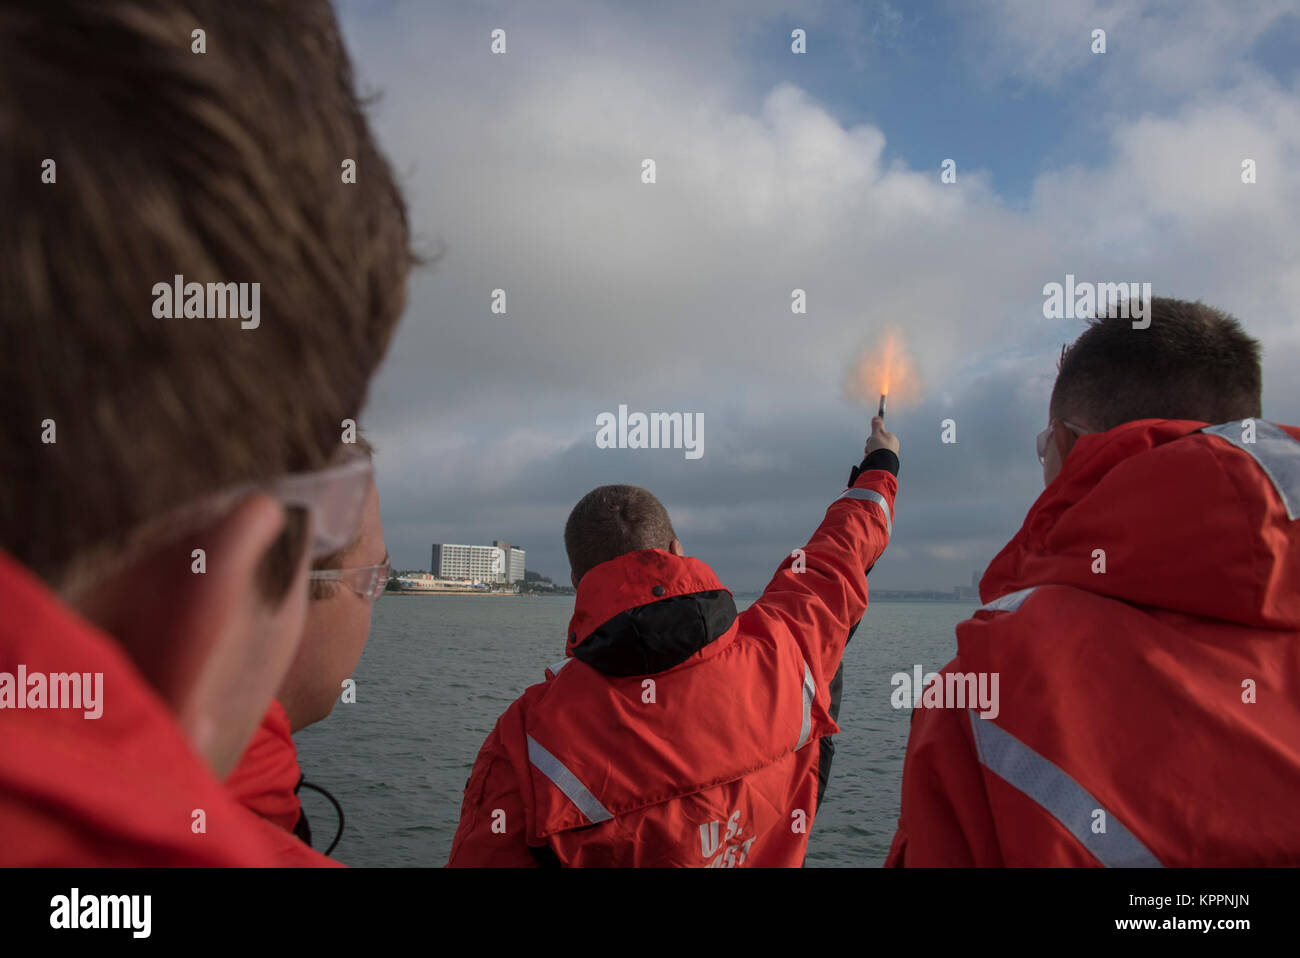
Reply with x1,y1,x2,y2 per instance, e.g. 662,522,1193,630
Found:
887,298,1300,867
227,441,389,861
0,0,411,866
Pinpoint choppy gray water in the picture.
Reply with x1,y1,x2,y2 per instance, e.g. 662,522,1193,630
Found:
294,595,975,867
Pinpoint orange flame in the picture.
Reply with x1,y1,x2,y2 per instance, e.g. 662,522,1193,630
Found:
844,328,921,408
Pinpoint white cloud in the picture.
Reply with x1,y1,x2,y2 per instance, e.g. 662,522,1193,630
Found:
972,0,1295,95
337,0,1300,585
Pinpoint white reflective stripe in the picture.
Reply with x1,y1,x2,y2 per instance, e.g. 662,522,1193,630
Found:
835,487,892,536
795,659,815,751
526,735,613,825
549,657,570,675
1203,420,1300,520
980,586,1038,612
968,711,1162,868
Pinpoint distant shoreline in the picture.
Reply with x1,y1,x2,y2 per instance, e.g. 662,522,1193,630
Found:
387,591,521,597
386,591,577,597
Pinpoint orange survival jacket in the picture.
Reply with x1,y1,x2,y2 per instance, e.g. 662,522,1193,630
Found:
887,419,1300,867
0,549,337,867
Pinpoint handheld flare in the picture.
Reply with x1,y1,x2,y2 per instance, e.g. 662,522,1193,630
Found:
877,394,887,419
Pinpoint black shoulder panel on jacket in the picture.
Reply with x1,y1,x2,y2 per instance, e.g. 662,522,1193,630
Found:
574,589,738,678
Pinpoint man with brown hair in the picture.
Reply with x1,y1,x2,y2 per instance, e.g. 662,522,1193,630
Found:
562,484,679,587
0,0,412,865
888,298,1300,866
450,419,901,867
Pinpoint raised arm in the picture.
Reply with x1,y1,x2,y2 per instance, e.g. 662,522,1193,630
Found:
739,417,899,691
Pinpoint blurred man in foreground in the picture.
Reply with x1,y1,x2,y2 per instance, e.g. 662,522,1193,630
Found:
0,0,411,865
888,298,1300,866
449,418,899,867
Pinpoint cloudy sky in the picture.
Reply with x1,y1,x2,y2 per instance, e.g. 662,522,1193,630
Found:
335,0,1300,591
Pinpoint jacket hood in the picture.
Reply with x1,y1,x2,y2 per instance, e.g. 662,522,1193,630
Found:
225,698,303,833
983,418,1300,630
565,549,738,677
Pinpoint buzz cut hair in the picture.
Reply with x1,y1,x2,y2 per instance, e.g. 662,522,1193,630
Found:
1050,298,1262,431
564,485,677,585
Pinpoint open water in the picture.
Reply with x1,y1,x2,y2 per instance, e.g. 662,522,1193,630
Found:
294,594,975,866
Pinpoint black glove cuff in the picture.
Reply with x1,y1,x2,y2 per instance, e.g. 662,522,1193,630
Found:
860,448,900,476
846,448,899,486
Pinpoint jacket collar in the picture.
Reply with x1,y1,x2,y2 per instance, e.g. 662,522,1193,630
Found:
224,699,303,833
565,549,737,676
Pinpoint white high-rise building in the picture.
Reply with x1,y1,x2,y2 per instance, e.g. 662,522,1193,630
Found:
431,543,507,583
494,540,526,583
429,541,527,584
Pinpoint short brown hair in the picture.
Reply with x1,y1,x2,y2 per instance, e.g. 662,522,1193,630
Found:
565,485,677,584
1050,298,1262,431
1,0,413,591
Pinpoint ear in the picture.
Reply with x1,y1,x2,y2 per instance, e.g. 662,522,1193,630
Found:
75,494,311,777
668,538,685,557
1053,420,1079,460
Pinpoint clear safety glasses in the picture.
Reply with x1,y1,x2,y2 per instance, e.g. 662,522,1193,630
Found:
63,452,375,601
1036,421,1092,464
252,455,374,561
309,558,391,603
123,454,373,565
